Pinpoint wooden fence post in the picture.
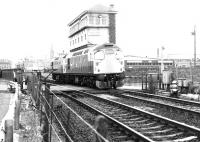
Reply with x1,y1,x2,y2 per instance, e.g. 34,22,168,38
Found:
33,75,36,102
5,119,13,142
145,74,148,90
41,83,50,142
142,73,143,90
35,79,40,110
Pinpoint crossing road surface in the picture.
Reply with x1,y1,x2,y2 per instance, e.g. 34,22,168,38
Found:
0,79,13,126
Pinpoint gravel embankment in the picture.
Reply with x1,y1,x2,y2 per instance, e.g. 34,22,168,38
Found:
98,94,200,128
53,96,97,142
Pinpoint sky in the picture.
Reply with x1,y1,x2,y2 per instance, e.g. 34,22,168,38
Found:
0,0,200,62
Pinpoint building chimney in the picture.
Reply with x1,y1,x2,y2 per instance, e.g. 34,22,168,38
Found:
157,48,159,59
109,4,114,11
108,4,117,44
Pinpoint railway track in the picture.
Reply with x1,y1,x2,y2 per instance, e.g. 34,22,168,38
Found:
48,82,200,118
84,89,200,128
54,90,200,142
119,90,200,107
114,90,200,114
85,89,200,114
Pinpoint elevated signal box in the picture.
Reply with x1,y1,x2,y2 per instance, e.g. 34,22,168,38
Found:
68,4,117,52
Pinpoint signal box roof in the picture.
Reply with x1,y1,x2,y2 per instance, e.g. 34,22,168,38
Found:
68,4,117,26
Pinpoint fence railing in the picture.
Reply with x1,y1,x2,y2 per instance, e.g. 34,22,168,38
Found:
27,72,109,142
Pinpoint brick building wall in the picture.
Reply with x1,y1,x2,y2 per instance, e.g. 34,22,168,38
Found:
109,13,116,44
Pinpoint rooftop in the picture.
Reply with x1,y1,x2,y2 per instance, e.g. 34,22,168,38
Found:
68,4,117,26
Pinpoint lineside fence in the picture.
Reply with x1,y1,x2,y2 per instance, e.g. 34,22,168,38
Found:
26,72,109,142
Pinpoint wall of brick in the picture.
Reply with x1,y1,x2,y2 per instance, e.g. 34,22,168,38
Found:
109,13,116,44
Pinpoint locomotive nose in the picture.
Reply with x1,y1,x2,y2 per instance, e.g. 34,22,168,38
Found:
95,56,122,74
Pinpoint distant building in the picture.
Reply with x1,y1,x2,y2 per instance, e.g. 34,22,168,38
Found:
124,55,174,76
125,55,174,69
169,58,200,67
68,4,117,52
16,58,50,71
167,54,200,67
125,56,200,69
0,59,12,69
172,59,191,67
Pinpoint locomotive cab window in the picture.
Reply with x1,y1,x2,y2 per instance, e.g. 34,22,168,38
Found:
94,50,104,60
105,49,114,54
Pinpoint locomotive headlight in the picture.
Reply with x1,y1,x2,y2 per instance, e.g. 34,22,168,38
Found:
96,62,99,66
95,62,101,71
115,51,123,59
94,50,104,60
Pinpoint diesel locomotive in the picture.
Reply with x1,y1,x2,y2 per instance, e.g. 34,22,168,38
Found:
52,43,125,89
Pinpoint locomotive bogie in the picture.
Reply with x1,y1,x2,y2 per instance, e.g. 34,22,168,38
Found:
95,80,124,89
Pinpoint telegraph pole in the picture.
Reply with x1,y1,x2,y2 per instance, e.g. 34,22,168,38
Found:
192,25,196,67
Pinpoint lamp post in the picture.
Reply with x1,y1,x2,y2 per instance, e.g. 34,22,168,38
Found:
160,46,165,74
191,25,196,67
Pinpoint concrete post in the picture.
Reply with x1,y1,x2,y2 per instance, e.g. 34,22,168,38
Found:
14,84,21,130
41,84,50,142
5,119,13,142
14,98,20,130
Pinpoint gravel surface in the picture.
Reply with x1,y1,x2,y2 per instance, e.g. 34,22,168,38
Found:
14,94,43,142
51,91,200,141
97,93,200,128
53,96,97,142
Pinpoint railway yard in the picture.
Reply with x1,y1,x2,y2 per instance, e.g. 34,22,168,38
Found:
31,79,200,142
1,71,200,141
